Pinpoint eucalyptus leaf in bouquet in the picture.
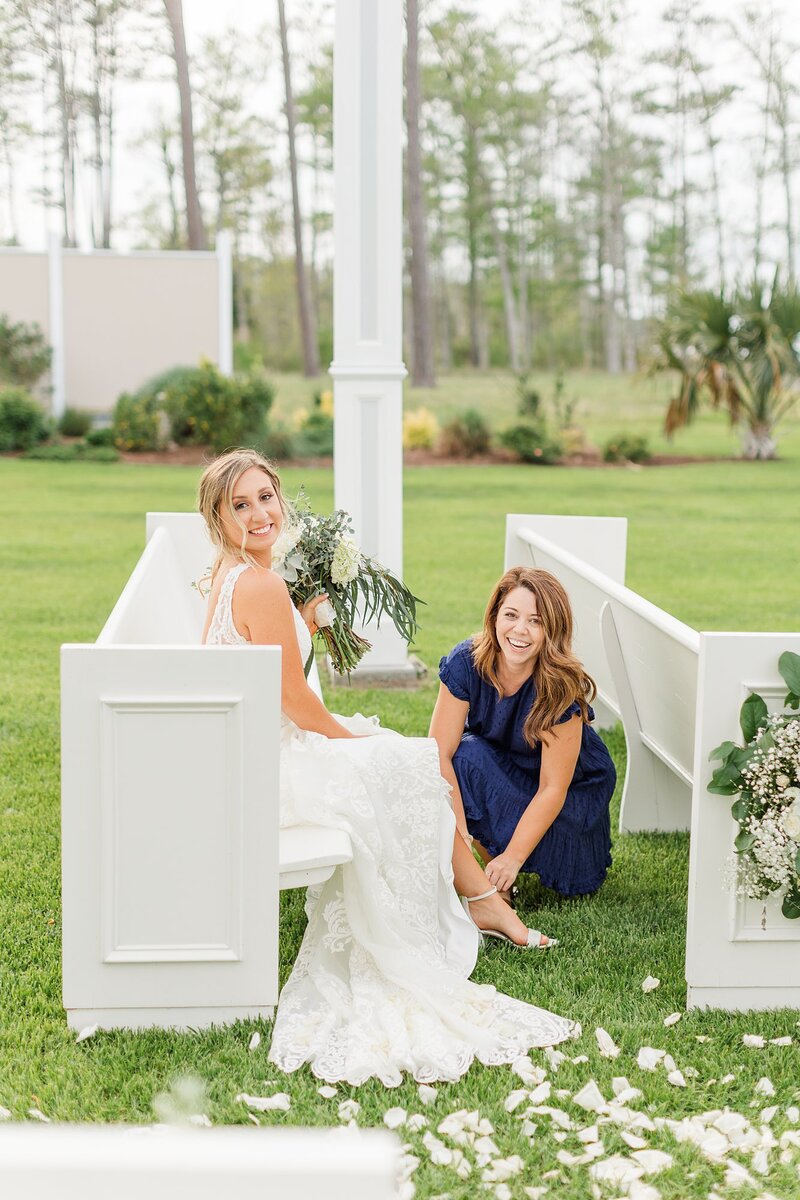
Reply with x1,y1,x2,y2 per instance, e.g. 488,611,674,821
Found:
271,490,422,675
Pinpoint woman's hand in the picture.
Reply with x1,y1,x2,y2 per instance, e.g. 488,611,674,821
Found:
299,593,330,635
485,851,523,893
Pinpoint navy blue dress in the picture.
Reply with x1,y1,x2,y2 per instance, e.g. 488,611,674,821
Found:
439,640,615,897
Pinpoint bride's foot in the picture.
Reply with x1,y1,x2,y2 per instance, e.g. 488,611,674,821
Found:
464,888,554,948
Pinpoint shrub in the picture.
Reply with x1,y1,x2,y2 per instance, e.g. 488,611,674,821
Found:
500,420,563,465
163,363,274,453
262,424,294,461
315,388,334,418
85,425,116,447
438,409,492,458
403,407,439,450
602,434,651,464
0,315,52,387
294,409,334,457
57,407,92,438
112,389,163,451
0,388,51,452
23,441,119,463
516,374,541,418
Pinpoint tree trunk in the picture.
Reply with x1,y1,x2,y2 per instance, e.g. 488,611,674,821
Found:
163,0,207,250
277,0,320,377
406,0,435,387
488,204,521,373
742,421,777,460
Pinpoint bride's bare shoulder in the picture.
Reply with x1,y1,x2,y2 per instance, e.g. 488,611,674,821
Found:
234,564,290,604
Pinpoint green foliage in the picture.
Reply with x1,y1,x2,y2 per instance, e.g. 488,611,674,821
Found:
500,419,562,464
0,387,51,451
23,441,119,463
112,389,163,451
603,434,652,463
85,426,116,448
294,409,333,457
262,423,294,462
163,363,275,454
57,407,92,438
515,373,541,418
438,408,492,457
0,314,52,387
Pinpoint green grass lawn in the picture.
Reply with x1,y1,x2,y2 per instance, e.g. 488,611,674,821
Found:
1,455,799,1199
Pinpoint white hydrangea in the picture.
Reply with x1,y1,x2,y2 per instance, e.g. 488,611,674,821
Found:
330,534,362,585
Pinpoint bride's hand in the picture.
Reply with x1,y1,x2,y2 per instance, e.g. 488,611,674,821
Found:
299,593,330,635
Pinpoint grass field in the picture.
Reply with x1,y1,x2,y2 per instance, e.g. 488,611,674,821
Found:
1,450,799,1199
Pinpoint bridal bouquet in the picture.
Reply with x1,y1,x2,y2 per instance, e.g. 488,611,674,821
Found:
271,491,421,675
708,650,800,919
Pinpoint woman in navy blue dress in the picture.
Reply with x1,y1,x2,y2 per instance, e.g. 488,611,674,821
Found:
430,566,615,904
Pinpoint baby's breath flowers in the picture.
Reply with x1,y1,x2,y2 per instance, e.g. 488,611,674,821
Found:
708,650,800,919
271,489,422,675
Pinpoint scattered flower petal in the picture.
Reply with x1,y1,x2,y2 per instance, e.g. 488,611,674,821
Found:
528,1081,551,1105
523,1189,548,1200
627,1182,662,1200
544,1047,567,1071
235,1092,290,1113
247,1031,261,1052
631,1149,673,1174
337,1098,361,1121
720,1073,736,1084
637,1047,666,1071
494,1185,512,1200
317,1085,337,1099
0,1106,11,1121
384,1107,407,1129
589,1155,644,1186
663,1012,682,1027
755,1077,776,1097
482,1155,524,1182
418,1084,438,1106
621,1129,649,1150
662,1054,677,1073
422,1131,452,1166
573,1080,608,1112
595,1027,621,1058
572,1054,589,1064
406,1114,428,1133
520,1118,537,1138
743,1034,766,1048
786,1105,799,1123
641,976,660,992
769,1036,792,1046
76,1023,98,1044
28,1109,50,1122
578,1124,600,1143
667,1070,687,1088
615,1087,644,1105
474,1135,501,1157
761,1105,778,1124
504,1089,529,1113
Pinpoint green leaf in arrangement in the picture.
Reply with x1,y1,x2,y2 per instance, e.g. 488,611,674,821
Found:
709,740,739,762
734,829,756,853
781,889,800,920
731,798,749,823
795,848,800,875
785,691,800,710
779,651,800,698
740,692,768,743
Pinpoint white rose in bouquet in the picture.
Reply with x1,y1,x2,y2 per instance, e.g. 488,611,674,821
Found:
781,797,800,840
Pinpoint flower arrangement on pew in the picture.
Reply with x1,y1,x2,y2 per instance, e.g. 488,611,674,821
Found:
708,651,800,919
271,490,422,676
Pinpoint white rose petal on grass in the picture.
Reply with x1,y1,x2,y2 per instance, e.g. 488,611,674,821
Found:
520,1118,537,1138
247,1032,261,1052
572,1054,589,1064
482,1155,524,1183
595,1027,621,1058
760,1106,778,1124
578,1124,600,1143
769,1036,792,1046
0,1106,11,1121
743,1034,766,1048
589,1155,645,1187
317,1085,337,1099
786,1105,800,1123
383,1107,407,1130
528,1080,551,1105
418,1084,438,1106
573,1080,608,1112
544,1047,567,1071
637,1047,666,1071
406,1114,428,1133
667,1070,687,1088
627,1182,663,1200
755,1077,776,1097
494,1185,512,1200
663,1012,682,1027
503,1089,529,1113
421,1132,452,1166
552,1130,567,1143
631,1149,673,1174
620,1130,649,1151
662,1053,677,1073
523,1189,549,1200
720,1073,736,1084
235,1092,291,1113
642,975,660,993
28,1109,50,1122
615,1087,644,1105
76,1023,98,1044
337,1098,361,1121
474,1135,501,1157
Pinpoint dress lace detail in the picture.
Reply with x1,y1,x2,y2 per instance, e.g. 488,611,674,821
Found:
206,565,577,1085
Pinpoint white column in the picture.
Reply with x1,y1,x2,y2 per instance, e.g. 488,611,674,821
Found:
47,231,66,419
331,0,415,679
216,230,233,376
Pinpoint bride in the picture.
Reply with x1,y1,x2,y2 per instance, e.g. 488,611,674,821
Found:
199,449,576,1085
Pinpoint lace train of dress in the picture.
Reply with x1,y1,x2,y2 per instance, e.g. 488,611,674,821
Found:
206,564,577,1085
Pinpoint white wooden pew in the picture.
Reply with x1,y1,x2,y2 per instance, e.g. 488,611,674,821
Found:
61,514,353,1032
0,1125,401,1200
506,513,800,1011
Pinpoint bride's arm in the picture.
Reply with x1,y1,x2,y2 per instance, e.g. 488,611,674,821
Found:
235,569,356,739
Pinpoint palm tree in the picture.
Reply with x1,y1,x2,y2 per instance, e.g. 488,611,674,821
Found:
655,276,800,459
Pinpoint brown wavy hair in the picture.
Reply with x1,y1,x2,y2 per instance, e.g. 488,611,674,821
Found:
197,448,286,585
472,566,596,746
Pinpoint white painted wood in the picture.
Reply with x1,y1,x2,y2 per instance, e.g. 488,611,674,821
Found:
0,1125,401,1200
216,229,233,375
507,517,699,832
47,231,66,419
62,515,350,1030
331,0,412,676
686,632,800,1011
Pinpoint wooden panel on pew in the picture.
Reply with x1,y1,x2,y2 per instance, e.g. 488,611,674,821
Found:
686,632,800,1011
0,1125,401,1200
61,643,281,1031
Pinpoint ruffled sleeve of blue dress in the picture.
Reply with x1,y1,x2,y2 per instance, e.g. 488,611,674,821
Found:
439,639,616,897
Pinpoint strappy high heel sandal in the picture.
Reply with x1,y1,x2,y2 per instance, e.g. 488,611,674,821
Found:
462,886,557,949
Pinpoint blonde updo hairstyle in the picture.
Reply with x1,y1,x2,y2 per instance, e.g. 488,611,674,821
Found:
197,448,286,584
472,566,596,746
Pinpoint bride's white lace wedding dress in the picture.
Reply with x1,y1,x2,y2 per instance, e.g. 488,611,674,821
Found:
206,563,577,1085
